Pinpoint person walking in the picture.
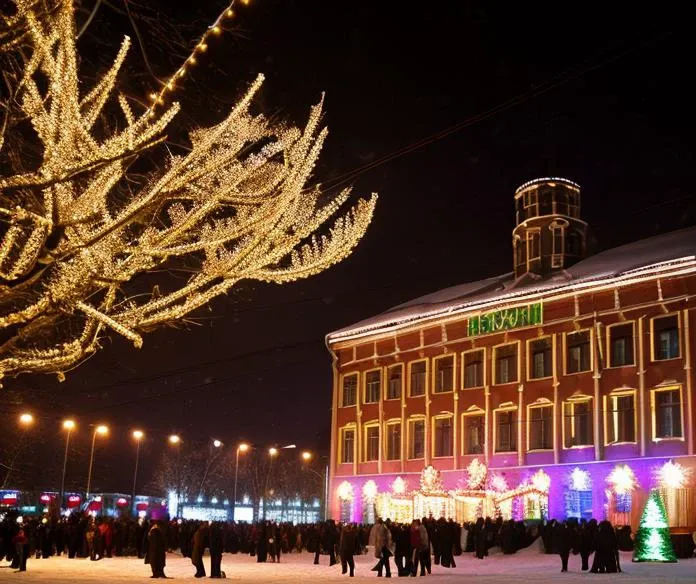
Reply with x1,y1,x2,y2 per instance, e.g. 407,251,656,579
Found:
12,527,29,572
373,518,392,578
209,521,224,578
146,521,167,579
555,520,572,572
410,519,429,577
339,523,357,577
191,523,209,578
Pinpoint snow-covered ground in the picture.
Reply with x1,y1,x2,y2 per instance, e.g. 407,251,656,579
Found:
1,546,693,583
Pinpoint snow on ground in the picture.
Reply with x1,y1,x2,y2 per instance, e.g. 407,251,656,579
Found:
0,547,694,583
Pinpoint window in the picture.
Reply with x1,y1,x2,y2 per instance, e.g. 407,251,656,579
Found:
408,419,425,459
463,414,484,454
653,388,682,439
385,423,401,461
566,331,591,374
434,355,455,393
566,489,593,520
527,231,540,260
387,365,403,400
433,416,453,457
551,224,565,268
606,393,635,444
523,190,538,217
495,409,517,452
364,370,381,403
652,315,680,361
494,344,518,384
567,231,581,256
364,425,380,462
341,374,357,407
409,361,426,397
529,404,553,450
340,428,355,464
529,338,552,379
609,323,634,367
463,350,484,388
563,399,593,447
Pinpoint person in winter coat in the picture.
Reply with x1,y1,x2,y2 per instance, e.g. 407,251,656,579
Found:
578,519,595,571
12,528,29,572
339,524,358,577
410,519,429,577
555,520,573,572
209,522,224,578
474,518,486,559
373,518,392,578
146,522,167,578
191,523,209,577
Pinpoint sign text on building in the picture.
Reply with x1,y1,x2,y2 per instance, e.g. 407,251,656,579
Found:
467,302,543,336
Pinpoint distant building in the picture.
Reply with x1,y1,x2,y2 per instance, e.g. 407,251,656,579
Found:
325,178,696,529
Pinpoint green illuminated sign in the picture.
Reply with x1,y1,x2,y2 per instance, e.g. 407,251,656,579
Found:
468,302,543,336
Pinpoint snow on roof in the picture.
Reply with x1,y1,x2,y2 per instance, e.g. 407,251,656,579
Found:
328,225,696,344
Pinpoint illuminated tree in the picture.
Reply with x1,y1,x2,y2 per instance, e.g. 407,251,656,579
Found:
0,1,376,381
632,489,677,562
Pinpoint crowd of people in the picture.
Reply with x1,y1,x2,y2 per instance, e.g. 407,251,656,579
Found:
0,510,632,578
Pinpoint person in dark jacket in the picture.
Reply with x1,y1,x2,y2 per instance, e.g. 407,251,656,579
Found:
579,519,595,571
191,524,209,577
474,518,486,559
209,522,224,578
12,528,29,572
555,520,573,572
146,522,167,578
339,524,357,577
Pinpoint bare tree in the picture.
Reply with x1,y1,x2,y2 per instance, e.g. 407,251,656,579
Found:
0,0,376,382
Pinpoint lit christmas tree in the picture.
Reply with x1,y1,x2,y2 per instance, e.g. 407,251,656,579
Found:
632,489,677,562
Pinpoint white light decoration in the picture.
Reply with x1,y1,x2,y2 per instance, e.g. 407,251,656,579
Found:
0,0,377,381
607,464,637,495
211,497,218,504
362,480,378,502
657,461,690,489
466,458,487,490
490,473,509,493
392,476,407,495
570,467,591,491
337,481,354,501
531,470,551,493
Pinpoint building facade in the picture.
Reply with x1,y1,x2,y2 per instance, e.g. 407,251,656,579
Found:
325,178,696,527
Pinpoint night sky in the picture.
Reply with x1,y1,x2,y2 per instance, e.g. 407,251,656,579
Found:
2,1,694,493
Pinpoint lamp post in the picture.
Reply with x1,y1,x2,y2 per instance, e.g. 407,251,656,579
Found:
232,443,249,522
59,419,76,510
300,451,330,521
168,435,182,517
86,425,108,500
198,438,223,498
2,413,35,488
131,430,144,515
262,446,279,520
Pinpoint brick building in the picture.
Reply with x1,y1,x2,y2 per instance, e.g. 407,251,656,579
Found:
325,177,696,527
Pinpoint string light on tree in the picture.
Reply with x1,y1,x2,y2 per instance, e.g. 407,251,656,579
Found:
632,489,677,562
0,0,376,381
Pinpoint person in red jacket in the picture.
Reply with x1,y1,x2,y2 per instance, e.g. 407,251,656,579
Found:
12,528,29,572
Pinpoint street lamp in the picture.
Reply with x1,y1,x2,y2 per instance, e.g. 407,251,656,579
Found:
168,435,182,517
131,430,144,515
232,443,250,521
1,413,35,488
300,451,330,521
262,446,282,520
59,419,76,510
86,425,108,501
19,413,34,426
213,439,222,448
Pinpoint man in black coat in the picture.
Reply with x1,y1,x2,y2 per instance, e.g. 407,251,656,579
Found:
339,524,358,577
209,522,224,578
146,522,167,578
555,520,573,572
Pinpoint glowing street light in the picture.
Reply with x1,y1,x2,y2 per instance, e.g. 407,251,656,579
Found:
213,439,222,448
19,413,34,426
59,419,76,509
268,447,279,457
233,443,250,521
301,451,312,461
169,434,181,445
131,430,145,514
86,425,109,500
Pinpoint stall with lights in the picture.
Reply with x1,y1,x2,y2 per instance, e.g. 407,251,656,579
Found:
495,469,550,521
376,477,414,523
451,459,496,523
605,463,637,527
655,460,694,531
413,466,454,520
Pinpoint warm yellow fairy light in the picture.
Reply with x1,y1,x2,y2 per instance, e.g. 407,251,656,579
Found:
212,25,221,35
226,9,235,17
0,0,376,381
19,413,34,426
198,42,208,52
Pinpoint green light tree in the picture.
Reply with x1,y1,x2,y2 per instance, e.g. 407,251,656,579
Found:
632,489,677,562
